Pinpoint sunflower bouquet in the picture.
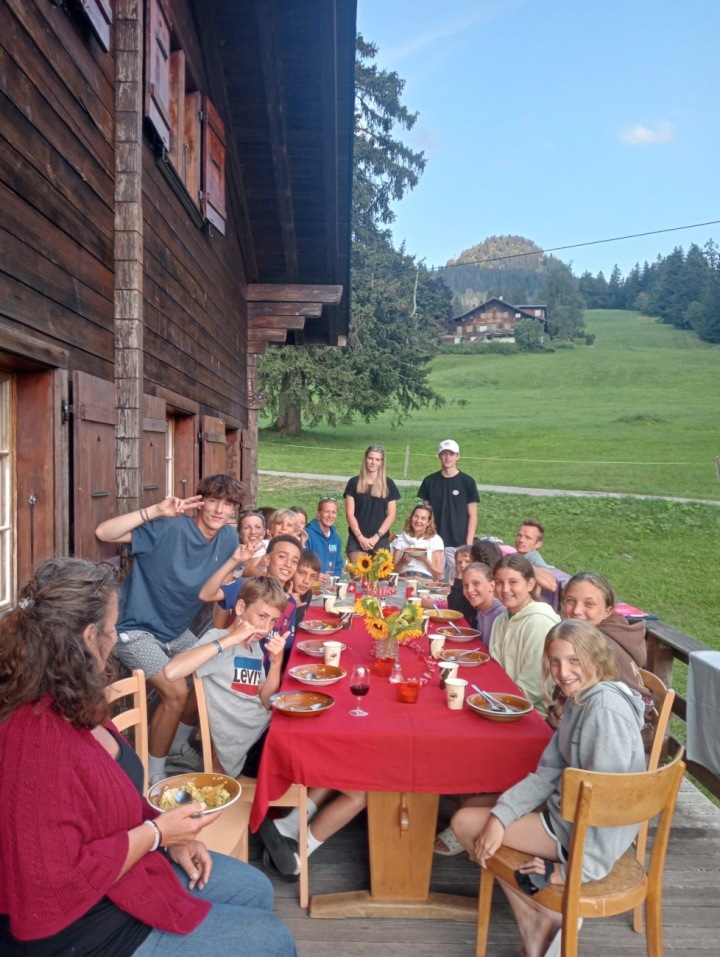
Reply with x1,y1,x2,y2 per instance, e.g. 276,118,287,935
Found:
345,548,394,584
354,595,424,645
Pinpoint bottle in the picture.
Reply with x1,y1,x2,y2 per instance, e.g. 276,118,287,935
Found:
389,659,405,684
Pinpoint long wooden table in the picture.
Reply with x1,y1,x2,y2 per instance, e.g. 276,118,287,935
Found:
251,606,552,919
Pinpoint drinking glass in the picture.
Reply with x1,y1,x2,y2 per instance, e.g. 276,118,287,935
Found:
349,665,370,717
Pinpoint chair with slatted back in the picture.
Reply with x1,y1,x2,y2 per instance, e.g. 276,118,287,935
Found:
475,750,686,957
192,672,309,907
633,667,676,932
105,669,149,793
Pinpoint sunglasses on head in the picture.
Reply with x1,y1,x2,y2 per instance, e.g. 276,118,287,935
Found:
366,445,385,453
319,497,337,504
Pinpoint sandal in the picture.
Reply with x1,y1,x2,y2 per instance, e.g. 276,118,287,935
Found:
434,825,465,856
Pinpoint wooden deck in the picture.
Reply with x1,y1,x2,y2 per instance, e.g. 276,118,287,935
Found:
248,782,720,955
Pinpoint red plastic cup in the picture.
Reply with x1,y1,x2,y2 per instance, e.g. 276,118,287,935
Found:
374,657,394,678
396,678,421,703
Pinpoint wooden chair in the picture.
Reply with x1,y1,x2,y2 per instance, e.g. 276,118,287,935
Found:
105,669,149,793
192,672,309,907
634,667,676,931
475,749,686,957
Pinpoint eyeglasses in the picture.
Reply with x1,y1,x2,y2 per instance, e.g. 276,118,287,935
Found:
366,445,385,453
93,560,121,594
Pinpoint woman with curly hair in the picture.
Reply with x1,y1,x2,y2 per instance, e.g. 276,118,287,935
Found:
0,557,296,957
344,445,400,561
392,504,444,580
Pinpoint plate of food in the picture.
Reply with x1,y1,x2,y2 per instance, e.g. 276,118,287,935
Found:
298,619,344,636
296,638,348,657
402,547,427,557
269,690,335,716
466,692,533,722
426,608,464,622
288,664,346,686
436,625,482,642
438,649,489,667
147,773,241,815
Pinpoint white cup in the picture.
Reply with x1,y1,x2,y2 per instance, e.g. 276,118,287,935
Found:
408,596,422,608
430,635,446,658
323,640,343,666
445,677,467,710
405,578,419,597
335,582,348,600
438,661,458,689
324,596,337,613
418,588,430,599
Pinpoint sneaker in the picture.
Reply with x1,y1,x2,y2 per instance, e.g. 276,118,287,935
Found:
259,819,301,879
165,741,203,774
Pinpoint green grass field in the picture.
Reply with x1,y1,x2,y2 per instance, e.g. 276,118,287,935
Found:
259,310,720,499
258,310,719,652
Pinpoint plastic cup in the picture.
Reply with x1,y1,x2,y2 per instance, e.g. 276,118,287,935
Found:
374,656,394,677
405,579,418,598
335,582,348,600
445,677,467,710
324,597,337,613
430,635,446,658
323,641,343,666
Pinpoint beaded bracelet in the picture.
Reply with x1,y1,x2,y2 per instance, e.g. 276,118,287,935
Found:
143,818,162,852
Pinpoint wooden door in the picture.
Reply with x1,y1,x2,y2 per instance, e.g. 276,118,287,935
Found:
72,371,117,561
142,394,167,509
201,414,226,477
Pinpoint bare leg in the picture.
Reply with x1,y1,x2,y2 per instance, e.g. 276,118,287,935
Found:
347,550,359,563
309,791,366,843
500,880,561,957
148,670,190,757
435,793,498,851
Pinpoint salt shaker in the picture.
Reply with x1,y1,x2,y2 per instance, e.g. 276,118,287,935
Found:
389,659,405,684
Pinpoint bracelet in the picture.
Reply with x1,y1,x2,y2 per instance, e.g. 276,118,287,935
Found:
143,818,162,852
140,507,149,523
213,639,223,655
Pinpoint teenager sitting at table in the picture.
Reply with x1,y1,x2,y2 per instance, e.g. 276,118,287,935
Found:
304,497,344,579
462,562,505,649
451,619,646,957
393,504,444,580
0,558,297,957
489,555,560,715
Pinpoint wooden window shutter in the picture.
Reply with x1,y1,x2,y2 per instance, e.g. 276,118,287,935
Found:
145,0,173,149
184,91,202,206
171,413,198,500
201,415,226,477
72,371,118,562
142,394,167,509
80,0,113,51
202,97,227,234
168,50,186,175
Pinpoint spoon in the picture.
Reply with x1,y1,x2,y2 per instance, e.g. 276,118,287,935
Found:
173,788,194,805
443,648,482,660
470,685,514,713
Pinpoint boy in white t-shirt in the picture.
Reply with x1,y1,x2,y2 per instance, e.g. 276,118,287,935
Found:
163,577,288,778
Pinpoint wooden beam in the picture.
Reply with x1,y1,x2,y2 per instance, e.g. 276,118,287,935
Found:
249,328,287,344
250,316,306,331
248,283,343,304
256,0,299,282
248,302,322,318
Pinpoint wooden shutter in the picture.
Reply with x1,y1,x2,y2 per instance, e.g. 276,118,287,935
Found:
202,97,227,234
81,0,113,51
72,371,117,561
172,413,198,499
168,51,186,174
15,370,66,585
184,91,202,205
145,0,173,149
142,394,167,509
201,414,226,477
240,428,254,489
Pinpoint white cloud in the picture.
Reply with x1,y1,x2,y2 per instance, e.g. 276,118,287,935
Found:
621,121,674,145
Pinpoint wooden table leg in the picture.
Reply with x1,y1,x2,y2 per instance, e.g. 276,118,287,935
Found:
309,791,477,920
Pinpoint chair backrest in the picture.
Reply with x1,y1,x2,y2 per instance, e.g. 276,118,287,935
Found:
105,669,149,792
638,667,675,771
192,671,218,773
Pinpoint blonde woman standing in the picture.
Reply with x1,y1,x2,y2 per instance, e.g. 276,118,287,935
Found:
344,445,400,561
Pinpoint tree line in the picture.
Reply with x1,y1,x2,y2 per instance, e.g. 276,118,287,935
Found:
578,242,720,343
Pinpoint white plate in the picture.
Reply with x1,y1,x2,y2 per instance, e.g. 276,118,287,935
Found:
298,619,344,636
438,649,489,667
288,664,347,686
466,692,533,722
297,638,348,657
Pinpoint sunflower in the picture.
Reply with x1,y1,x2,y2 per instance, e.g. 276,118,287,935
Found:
377,559,394,579
355,554,374,575
374,548,393,564
395,627,423,644
366,617,390,640
354,597,367,616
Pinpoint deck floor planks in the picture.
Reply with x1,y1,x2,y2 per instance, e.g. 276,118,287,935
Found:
248,779,720,955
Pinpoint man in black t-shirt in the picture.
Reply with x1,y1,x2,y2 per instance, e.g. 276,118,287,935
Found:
418,439,479,580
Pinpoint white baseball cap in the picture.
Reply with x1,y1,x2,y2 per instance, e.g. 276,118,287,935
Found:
438,439,460,454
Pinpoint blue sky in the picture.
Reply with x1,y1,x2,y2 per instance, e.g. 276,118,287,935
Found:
356,0,719,278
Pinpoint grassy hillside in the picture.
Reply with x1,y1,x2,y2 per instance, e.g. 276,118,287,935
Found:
259,310,719,499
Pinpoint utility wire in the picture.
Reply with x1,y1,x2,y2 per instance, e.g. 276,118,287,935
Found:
435,219,720,269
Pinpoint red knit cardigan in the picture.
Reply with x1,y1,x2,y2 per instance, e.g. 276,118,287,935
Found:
0,698,210,941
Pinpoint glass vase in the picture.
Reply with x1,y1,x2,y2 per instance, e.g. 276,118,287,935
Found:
373,635,399,677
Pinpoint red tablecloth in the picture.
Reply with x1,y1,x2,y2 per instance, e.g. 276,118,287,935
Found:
250,610,552,830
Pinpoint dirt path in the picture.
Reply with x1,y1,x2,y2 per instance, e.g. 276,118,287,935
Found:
260,469,720,506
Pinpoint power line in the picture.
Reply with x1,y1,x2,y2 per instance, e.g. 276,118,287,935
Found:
436,219,720,269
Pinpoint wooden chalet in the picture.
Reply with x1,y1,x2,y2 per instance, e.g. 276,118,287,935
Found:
447,298,547,343
0,0,357,610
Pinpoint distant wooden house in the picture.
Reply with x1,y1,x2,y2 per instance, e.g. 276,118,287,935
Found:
445,298,547,343
0,0,356,608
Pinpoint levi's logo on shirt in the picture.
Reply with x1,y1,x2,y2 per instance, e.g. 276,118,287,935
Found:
231,655,263,696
